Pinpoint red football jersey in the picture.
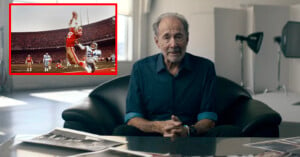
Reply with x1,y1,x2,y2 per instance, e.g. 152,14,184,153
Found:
26,57,32,63
66,30,82,47
66,31,76,47
56,63,62,69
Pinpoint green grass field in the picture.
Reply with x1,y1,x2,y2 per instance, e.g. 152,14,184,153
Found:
11,62,115,74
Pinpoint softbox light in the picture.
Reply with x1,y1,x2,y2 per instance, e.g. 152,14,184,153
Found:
281,21,300,58
235,32,264,54
235,32,264,88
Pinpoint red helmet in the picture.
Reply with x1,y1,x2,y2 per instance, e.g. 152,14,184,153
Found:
72,11,78,18
76,27,83,37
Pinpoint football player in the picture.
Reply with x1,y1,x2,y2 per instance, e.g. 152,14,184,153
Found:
56,61,65,69
25,54,33,72
77,42,101,73
65,11,88,72
43,53,51,72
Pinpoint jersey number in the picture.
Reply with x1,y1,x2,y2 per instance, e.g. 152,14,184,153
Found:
67,32,74,38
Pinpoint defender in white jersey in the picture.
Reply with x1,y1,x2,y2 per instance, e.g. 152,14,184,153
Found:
43,53,51,72
77,42,101,73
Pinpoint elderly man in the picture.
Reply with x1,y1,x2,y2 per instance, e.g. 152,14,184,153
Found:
114,13,241,137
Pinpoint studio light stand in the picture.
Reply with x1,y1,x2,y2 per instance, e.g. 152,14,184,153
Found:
273,36,286,94
235,32,264,93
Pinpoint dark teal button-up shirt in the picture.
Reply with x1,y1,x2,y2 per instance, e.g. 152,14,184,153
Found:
125,53,217,125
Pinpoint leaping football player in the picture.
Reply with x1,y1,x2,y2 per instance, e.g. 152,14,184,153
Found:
25,54,33,72
77,42,101,73
65,11,89,72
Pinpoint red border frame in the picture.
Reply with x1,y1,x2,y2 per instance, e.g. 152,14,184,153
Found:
9,3,118,75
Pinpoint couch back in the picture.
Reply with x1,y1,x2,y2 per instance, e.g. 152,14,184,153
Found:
89,75,251,126
89,75,130,125
215,76,251,125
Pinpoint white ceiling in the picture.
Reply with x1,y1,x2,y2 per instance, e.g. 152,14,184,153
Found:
238,0,300,7
239,0,300,5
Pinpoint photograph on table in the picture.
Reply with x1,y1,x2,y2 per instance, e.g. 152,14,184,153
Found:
245,140,300,153
22,128,125,152
9,3,117,75
281,137,300,145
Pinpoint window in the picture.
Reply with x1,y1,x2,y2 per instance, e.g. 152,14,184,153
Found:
118,15,132,61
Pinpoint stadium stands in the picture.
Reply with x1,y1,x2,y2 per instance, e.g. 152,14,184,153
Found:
11,17,115,64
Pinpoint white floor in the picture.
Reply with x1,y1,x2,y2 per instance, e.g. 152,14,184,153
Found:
0,87,92,136
253,91,300,123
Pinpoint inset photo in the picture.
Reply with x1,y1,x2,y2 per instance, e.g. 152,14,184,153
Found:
10,3,117,75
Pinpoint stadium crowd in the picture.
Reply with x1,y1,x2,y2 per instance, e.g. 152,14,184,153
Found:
11,17,115,64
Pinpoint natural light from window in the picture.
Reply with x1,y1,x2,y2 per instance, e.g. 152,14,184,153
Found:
30,89,91,104
0,96,27,107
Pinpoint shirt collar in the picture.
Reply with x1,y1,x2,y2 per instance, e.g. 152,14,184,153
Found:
156,53,192,73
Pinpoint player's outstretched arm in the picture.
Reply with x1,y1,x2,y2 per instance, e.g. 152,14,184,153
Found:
77,42,86,50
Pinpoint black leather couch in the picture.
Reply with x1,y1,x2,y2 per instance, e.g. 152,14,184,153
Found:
62,75,282,137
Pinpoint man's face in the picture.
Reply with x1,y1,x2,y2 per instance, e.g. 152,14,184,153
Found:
91,43,96,49
155,17,188,64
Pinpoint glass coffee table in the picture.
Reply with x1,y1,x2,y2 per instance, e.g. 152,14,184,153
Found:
0,135,273,157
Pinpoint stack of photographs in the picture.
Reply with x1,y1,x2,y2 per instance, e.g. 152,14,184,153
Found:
244,137,300,155
22,128,125,152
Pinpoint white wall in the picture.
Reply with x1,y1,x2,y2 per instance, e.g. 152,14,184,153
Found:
214,5,290,93
214,8,247,84
189,12,215,61
253,5,289,93
211,7,256,91
245,7,255,92
288,4,300,94
214,5,289,93
147,0,245,61
0,0,13,94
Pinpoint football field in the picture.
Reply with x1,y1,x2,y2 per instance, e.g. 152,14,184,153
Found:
11,61,116,74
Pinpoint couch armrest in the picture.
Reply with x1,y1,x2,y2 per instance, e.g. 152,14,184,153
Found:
62,97,123,135
230,98,282,137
